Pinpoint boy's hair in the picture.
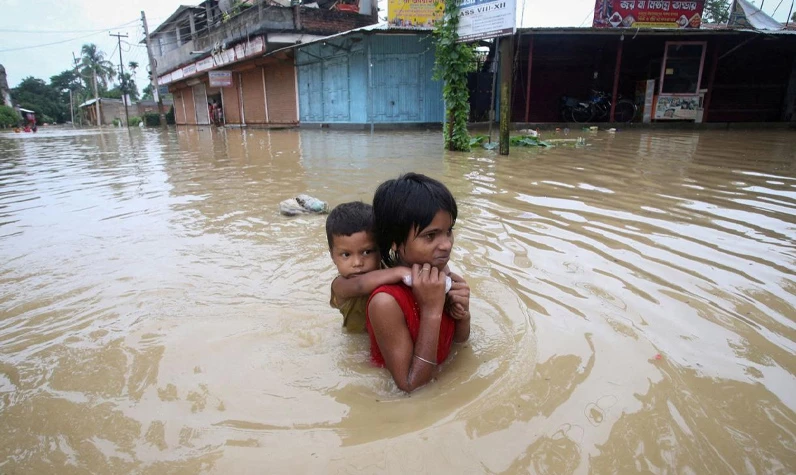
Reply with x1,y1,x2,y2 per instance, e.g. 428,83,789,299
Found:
373,173,457,265
325,201,374,249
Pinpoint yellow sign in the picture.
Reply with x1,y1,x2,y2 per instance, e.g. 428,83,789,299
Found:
387,0,444,29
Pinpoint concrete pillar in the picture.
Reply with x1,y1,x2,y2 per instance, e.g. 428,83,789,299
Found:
784,56,796,122
189,13,196,40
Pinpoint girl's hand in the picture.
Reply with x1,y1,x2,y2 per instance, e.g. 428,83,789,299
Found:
446,272,471,320
411,263,446,317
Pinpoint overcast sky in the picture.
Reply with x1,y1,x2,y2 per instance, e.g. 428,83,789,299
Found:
1,0,793,90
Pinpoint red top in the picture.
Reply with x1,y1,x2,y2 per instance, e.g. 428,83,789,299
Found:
366,284,456,367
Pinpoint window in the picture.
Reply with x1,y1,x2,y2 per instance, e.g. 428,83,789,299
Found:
660,42,706,95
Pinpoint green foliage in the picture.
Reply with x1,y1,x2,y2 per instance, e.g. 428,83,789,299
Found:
703,0,731,23
112,118,122,127
433,0,474,152
11,76,68,123
471,134,552,149
142,107,176,126
0,105,19,128
128,116,142,127
142,84,154,101
80,43,116,91
143,112,161,126
510,136,551,147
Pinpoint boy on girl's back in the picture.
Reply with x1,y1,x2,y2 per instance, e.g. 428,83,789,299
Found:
326,202,410,333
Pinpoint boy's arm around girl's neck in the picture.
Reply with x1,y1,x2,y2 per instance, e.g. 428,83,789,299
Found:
332,267,411,300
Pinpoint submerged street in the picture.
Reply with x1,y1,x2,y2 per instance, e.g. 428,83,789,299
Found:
0,127,794,473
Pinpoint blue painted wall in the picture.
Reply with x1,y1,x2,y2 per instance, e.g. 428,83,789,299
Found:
296,33,444,124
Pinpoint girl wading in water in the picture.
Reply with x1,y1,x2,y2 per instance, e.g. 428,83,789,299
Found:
367,173,471,392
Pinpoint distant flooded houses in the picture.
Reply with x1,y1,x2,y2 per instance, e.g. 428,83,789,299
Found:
148,0,796,127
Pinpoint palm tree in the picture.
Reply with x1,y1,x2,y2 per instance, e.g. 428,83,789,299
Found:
80,43,115,90
79,43,115,126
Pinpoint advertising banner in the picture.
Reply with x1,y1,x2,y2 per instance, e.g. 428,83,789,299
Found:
654,94,700,120
593,1,705,29
387,0,515,41
458,0,516,42
208,70,233,88
387,0,444,29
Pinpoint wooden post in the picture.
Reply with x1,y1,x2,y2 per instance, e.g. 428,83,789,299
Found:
142,11,168,128
524,34,534,123
609,35,624,123
499,36,513,156
702,42,720,123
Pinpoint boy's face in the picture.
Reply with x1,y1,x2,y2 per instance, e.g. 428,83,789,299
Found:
330,231,380,278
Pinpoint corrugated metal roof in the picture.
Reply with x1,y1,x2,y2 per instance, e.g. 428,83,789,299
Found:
266,23,428,56
78,98,124,108
731,0,785,31
267,19,796,59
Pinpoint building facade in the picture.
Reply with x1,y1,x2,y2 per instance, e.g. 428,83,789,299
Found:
293,27,445,125
149,0,377,126
510,27,796,124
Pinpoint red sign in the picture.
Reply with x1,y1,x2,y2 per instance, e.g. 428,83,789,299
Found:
593,1,705,29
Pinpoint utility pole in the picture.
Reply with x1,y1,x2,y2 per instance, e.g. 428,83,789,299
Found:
72,52,83,127
498,35,514,156
69,89,74,126
110,32,130,127
142,11,168,128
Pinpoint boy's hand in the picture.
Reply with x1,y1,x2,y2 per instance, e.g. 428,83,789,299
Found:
395,266,412,283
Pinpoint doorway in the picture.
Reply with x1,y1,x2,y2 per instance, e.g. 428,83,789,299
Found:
207,88,224,126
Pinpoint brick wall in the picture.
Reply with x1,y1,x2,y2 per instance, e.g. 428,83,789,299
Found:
300,8,375,36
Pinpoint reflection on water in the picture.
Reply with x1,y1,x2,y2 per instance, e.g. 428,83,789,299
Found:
1,126,794,473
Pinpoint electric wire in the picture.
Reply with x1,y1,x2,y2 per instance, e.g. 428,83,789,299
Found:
0,20,138,53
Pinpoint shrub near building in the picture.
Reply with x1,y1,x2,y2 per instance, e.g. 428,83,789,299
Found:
0,105,19,128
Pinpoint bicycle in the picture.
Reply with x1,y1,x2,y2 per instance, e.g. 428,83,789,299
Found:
561,90,637,124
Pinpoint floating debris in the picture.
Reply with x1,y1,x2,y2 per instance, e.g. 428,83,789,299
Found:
279,194,329,216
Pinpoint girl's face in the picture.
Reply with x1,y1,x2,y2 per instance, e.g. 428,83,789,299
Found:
396,210,454,270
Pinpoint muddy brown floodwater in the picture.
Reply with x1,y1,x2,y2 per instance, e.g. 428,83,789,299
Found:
0,126,794,473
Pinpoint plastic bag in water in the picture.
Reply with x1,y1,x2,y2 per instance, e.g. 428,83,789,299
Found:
402,274,452,293
279,195,329,216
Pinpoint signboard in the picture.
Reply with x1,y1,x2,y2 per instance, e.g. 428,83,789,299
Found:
654,94,699,120
196,57,215,72
458,0,516,42
387,0,515,41
157,36,265,85
387,0,444,29
158,84,170,95
208,70,233,88
182,64,197,77
593,1,705,29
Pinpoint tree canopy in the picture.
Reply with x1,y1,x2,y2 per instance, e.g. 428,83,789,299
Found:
80,43,116,91
11,77,66,124
703,0,731,24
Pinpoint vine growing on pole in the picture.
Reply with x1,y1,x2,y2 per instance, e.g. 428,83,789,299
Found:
433,0,474,152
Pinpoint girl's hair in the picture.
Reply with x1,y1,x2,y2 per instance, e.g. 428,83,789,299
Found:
373,173,457,266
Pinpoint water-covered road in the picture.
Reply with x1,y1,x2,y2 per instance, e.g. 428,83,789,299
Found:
1,126,794,473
